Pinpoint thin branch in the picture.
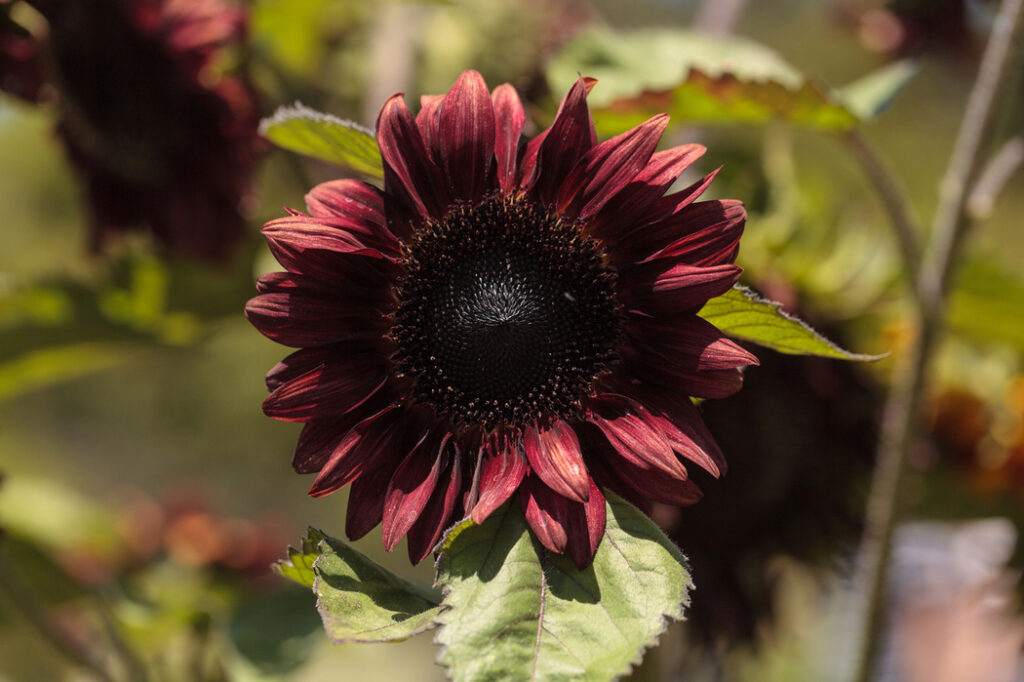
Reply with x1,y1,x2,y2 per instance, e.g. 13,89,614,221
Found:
967,135,1024,219
843,130,923,285
848,1,1024,681
0,551,117,682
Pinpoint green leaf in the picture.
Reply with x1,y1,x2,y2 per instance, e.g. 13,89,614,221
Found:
546,28,890,134
274,528,325,588
260,103,384,178
837,59,919,121
699,286,882,360
434,494,691,682
311,530,443,643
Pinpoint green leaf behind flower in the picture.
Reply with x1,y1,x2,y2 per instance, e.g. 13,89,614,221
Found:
547,28,915,134
700,285,882,361
260,103,384,178
837,59,919,122
434,494,691,682
279,528,444,643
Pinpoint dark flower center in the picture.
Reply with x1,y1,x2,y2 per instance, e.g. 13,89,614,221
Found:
391,194,622,430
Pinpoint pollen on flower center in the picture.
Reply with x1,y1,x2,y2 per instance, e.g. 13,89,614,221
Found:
390,194,622,430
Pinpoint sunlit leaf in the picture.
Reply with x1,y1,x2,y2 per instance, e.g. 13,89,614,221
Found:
435,494,691,682
700,286,882,360
260,104,384,178
309,530,443,643
274,528,325,588
547,28,910,134
837,59,919,121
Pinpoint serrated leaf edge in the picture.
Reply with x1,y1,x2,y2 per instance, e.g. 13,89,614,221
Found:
704,285,887,361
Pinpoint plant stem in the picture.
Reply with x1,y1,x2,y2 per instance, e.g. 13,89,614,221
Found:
0,550,117,682
843,130,922,287
849,1,1024,681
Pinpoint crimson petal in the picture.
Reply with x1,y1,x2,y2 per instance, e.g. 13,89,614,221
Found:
556,113,668,221
519,475,568,553
262,215,396,282
588,144,706,240
245,291,387,348
376,93,448,225
523,420,589,503
491,84,526,193
530,76,597,205
262,354,389,421
406,447,464,563
628,315,759,371
381,432,449,551
345,461,395,540
438,70,495,203
415,94,444,162
564,477,606,570
471,435,529,523
627,357,746,399
309,408,405,497
587,400,689,480
621,262,742,316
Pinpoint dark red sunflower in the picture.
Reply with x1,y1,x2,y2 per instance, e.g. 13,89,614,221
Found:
247,71,756,567
27,0,258,262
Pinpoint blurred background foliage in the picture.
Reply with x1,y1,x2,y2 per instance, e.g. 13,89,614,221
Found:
0,0,1022,680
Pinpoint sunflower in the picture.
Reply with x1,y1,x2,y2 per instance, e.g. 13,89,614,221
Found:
247,70,756,567
26,0,258,262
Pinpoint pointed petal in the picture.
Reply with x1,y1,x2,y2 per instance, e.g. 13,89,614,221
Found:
519,476,568,553
406,447,464,563
416,94,444,162
381,432,449,551
438,70,496,202
262,355,389,421
589,144,707,240
491,84,526,193
614,199,745,267
620,263,742,316
261,215,397,281
628,315,759,371
304,178,384,221
587,400,689,480
376,93,448,224
308,407,404,497
557,114,668,221
615,384,728,476
626,357,746,399
345,462,394,540
523,421,589,503
530,76,597,205
245,291,388,347
292,419,349,474
565,478,605,569
471,436,528,523
254,271,390,308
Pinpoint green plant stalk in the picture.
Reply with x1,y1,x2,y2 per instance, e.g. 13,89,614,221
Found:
849,0,1024,680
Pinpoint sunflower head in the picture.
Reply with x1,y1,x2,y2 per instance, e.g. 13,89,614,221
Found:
247,70,756,566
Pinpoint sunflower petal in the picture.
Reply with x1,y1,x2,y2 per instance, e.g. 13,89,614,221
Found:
471,437,528,523
406,447,464,563
491,84,526,193
621,262,742,316
523,420,589,503
530,76,597,205
557,113,668,220
376,93,448,224
381,432,449,551
439,70,496,203
519,475,569,553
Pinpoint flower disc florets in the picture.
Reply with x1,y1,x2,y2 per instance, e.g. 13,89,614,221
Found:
391,193,621,431
247,69,758,568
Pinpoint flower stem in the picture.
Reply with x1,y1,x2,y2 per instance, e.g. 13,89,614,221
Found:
849,0,1024,680
842,130,922,287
